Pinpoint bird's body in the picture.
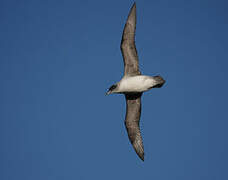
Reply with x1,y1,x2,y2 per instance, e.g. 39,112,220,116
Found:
116,75,162,93
106,3,165,161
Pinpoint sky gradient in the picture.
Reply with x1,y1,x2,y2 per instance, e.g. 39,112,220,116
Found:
1,0,228,179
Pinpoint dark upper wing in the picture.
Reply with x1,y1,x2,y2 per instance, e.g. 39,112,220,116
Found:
121,3,141,76
125,93,144,161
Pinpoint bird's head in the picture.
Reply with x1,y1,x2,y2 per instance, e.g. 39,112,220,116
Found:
106,84,118,95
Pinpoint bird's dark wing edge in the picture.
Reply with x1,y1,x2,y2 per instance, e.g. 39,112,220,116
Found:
125,93,144,161
121,3,141,76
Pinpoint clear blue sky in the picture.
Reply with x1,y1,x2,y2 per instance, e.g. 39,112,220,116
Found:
1,0,228,179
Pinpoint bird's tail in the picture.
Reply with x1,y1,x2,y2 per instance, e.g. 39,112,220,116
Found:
152,75,166,88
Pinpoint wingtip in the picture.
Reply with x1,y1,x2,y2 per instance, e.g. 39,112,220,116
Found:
132,2,136,9
126,2,137,22
132,138,145,162
136,149,144,161
138,153,144,162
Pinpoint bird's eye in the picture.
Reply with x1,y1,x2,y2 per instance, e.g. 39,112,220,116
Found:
109,84,117,91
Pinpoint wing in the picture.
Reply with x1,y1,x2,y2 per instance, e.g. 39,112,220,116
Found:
125,93,144,161
121,3,141,76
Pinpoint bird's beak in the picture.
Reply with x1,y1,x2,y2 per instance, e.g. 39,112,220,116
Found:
105,90,112,95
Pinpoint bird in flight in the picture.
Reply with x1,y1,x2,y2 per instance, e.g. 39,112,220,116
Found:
106,3,165,161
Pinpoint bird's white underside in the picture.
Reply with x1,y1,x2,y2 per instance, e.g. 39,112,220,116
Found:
118,75,157,93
